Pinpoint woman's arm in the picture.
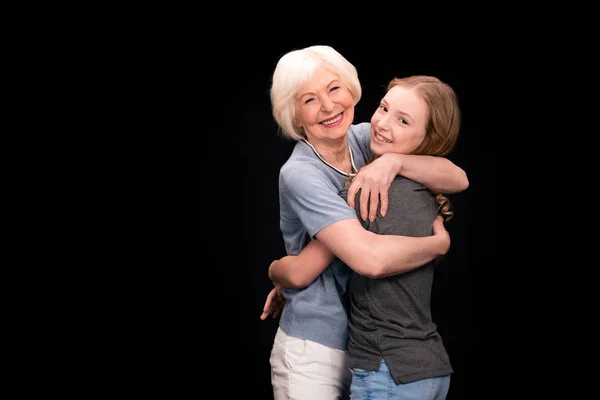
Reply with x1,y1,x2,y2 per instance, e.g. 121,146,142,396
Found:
347,153,468,221
268,210,448,287
316,215,449,278
268,239,335,288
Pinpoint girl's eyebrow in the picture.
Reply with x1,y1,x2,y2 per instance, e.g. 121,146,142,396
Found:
381,98,414,122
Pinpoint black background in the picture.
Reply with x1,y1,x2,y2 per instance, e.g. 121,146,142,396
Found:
121,32,495,399
225,40,471,398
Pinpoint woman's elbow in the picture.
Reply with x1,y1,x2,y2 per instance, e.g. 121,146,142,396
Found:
347,257,384,279
341,237,386,278
360,267,383,279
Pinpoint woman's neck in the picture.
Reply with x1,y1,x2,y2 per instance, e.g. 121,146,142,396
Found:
309,138,353,174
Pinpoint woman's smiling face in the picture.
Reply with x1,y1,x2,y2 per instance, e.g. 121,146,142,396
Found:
294,66,355,143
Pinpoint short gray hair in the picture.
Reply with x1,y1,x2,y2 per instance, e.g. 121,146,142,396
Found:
270,45,362,141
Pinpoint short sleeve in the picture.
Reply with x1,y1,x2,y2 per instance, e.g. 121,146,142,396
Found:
280,162,358,238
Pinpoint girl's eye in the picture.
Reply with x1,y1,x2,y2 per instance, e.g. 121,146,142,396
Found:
399,118,408,125
378,105,387,112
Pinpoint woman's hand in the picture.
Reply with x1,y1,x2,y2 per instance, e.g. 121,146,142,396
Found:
347,153,401,221
260,282,285,320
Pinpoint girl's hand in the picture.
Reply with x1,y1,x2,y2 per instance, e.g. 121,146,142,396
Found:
260,283,285,320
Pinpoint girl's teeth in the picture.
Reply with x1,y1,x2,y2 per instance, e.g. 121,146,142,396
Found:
376,133,391,143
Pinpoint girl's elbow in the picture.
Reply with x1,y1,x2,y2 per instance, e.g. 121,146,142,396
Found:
448,174,469,194
461,175,470,191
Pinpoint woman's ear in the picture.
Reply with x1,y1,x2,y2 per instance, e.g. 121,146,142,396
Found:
293,117,303,128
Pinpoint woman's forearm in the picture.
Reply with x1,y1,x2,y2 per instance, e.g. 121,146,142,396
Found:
316,218,449,278
369,233,448,278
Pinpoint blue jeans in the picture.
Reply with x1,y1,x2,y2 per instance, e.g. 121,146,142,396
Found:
350,358,450,400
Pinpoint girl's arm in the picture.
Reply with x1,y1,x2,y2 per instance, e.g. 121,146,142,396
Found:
395,154,468,193
268,239,335,288
260,240,334,320
347,153,468,221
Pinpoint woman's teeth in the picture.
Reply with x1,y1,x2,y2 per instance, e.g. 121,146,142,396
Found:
322,114,342,125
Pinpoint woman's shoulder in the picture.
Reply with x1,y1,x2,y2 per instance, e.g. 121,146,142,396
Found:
347,122,371,138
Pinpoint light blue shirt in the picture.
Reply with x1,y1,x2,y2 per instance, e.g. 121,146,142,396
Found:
277,122,372,350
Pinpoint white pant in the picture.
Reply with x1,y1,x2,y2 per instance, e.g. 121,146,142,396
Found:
270,327,351,400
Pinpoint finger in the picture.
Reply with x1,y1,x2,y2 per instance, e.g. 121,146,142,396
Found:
262,290,275,313
432,215,443,230
271,296,281,309
260,303,272,320
359,187,370,221
272,301,284,318
272,306,281,319
270,292,283,308
368,189,380,222
347,179,360,208
379,188,389,218
261,297,280,320
263,290,275,311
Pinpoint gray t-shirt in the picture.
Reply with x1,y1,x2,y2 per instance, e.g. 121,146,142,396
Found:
277,122,372,350
340,176,454,384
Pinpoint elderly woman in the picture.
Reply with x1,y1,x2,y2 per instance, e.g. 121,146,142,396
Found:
265,46,468,400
